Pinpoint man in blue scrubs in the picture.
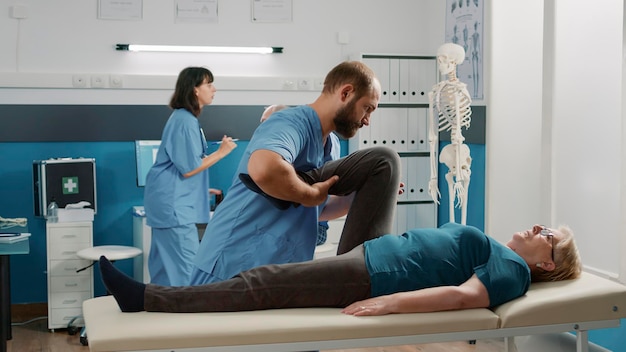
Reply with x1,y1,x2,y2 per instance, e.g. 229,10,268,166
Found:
190,61,402,285
260,104,344,248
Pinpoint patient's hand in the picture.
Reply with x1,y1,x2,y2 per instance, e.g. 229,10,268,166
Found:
342,296,391,317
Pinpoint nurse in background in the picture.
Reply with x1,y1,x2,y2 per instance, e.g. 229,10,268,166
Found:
144,66,237,286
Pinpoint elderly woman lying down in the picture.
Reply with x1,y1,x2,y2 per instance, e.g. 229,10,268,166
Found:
100,222,581,315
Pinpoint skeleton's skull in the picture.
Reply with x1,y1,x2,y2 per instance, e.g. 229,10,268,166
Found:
437,43,466,75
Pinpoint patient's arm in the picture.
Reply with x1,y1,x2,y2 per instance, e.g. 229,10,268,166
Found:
248,149,338,207
342,274,489,316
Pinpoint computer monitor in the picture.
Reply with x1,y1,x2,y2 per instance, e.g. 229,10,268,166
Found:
135,140,161,187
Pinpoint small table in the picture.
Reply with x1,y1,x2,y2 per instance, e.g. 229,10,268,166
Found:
74,245,142,346
0,233,31,352
76,245,142,263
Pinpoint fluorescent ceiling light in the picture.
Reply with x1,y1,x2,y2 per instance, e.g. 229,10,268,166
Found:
115,44,283,54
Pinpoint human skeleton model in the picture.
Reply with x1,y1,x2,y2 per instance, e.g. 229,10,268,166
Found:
428,43,472,224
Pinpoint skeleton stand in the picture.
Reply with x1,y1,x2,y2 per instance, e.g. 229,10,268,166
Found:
428,47,472,225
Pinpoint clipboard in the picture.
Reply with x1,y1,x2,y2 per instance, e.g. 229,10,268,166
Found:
0,233,31,244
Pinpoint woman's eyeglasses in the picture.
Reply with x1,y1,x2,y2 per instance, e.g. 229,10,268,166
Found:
540,226,555,262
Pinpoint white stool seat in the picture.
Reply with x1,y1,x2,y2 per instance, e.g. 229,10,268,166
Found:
72,245,142,346
77,245,142,261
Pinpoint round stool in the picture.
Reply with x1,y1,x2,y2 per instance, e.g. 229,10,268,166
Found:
77,245,142,262
71,245,142,346
75,245,142,274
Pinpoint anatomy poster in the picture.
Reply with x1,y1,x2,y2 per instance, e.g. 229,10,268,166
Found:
445,0,483,100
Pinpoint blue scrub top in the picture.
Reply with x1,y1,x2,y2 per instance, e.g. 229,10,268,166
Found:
364,222,531,308
194,106,326,282
144,108,211,228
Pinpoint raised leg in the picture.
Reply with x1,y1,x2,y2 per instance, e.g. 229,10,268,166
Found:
299,147,401,254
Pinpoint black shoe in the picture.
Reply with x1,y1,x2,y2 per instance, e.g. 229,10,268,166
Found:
238,173,299,210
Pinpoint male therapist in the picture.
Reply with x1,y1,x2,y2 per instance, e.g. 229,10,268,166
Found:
190,61,402,285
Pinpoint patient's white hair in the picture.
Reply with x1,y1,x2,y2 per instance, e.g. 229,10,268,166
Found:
260,104,288,122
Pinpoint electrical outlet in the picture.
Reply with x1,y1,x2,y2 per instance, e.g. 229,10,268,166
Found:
297,78,313,90
72,75,87,88
91,75,107,88
110,75,123,88
282,80,296,90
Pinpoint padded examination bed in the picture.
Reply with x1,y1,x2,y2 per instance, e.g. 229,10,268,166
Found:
83,271,626,352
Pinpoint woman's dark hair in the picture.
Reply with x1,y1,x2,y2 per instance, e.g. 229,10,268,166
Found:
169,67,214,117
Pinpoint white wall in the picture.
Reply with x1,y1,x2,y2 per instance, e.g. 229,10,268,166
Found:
486,1,545,235
2,0,625,279
488,0,625,280
552,1,623,279
622,2,626,283
0,0,445,105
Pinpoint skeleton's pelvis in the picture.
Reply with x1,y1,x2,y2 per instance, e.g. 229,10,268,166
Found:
439,144,472,170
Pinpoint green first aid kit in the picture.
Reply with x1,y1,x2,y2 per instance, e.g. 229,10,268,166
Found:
32,158,97,217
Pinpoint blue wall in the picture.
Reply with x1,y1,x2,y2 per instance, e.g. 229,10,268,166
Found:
589,321,626,352
436,142,485,230
0,141,246,301
2,138,479,302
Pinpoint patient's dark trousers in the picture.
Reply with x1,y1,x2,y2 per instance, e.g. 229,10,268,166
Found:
299,146,401,254
145,245,370,312
145,146,399,312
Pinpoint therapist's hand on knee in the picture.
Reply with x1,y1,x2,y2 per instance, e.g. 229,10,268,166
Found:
301,175,339,207
249,150,338,207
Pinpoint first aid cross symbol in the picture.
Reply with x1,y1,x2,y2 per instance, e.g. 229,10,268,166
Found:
63,177,79,194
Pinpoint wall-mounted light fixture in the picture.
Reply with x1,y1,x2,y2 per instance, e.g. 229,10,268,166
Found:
115,44,283,54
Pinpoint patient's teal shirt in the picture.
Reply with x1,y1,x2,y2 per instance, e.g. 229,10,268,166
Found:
363,222,530,308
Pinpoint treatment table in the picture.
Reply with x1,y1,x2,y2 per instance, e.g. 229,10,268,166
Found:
82,271,626,352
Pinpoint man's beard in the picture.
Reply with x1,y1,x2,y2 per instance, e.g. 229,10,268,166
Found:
333,98,362,139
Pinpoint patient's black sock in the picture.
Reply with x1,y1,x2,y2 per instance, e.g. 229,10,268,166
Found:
99,255,145,312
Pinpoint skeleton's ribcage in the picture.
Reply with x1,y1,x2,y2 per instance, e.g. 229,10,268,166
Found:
435,83,472,132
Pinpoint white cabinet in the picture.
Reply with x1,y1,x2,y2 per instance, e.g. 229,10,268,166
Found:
132,206,151,283
354,53,439,233
46,221,93,330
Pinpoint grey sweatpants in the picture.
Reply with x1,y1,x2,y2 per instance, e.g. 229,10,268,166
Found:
145,245,369,312
298,146,401,254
